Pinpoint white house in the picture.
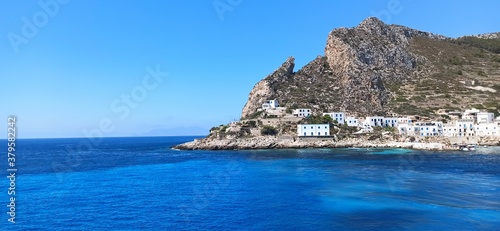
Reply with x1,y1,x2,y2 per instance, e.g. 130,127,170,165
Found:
346,117,359,127
297,124,330,137
464,108,481,116
475,123,499,136
293,109,312,118
383,118,399,127
365,116,384,127
442,123,458,137
415,121,443,136
262,99,279,110
398,123,418,136
323,112,345,124
477,112,495,124
457,119,475,137
397,117,413,125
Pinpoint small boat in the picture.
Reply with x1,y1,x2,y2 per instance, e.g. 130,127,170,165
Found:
467,145,476,151
459,145,469,151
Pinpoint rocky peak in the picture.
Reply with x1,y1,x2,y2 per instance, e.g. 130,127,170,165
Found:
356,17,388,36
277,56,295,77
240,57,296,118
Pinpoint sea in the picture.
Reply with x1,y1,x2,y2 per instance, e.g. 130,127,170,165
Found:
1,136,500,230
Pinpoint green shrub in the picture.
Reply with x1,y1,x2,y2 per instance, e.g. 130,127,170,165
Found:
220,126,228,133
305,115,334,125
261,126,278,136
247,111,263,119
394,96,408,102
454,36,500,54
449,56,464,65
247,121,257,128
383,127,396,133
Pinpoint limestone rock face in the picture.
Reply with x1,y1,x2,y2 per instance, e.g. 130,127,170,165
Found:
240,17,499,118
323,17,442,114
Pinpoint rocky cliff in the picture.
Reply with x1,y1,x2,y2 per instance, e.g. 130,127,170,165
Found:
241,17,500,119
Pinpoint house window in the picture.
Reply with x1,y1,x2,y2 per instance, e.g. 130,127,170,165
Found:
325,132,327,135
318,132,321,136
311,132,313,136
311,126,313,129
303,126,306,129
304,132,306,136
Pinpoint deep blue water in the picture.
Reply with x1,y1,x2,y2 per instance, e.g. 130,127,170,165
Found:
1,136,500,230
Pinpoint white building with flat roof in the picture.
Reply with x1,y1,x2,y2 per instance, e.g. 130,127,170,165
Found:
262,99,279,110
323,112,345,124
365,116,384,127
297,124,330,137
456,119,475,137
383,118,399,127
443,123,458,137
346,117,359,127
475,123,499,136
398,123,418,136
415,121,443,137
293,109,312,118
477,112,495,124
398,117,413,125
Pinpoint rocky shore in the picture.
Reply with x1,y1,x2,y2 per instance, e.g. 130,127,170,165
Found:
173,136,458,151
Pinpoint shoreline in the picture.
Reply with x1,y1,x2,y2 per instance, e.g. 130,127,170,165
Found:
172,136,479,151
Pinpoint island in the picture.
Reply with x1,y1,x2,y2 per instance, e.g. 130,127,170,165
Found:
174,17,500,151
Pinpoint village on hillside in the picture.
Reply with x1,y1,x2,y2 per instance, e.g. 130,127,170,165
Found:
230,99,500,142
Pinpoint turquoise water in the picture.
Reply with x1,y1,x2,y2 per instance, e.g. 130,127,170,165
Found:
2,137,499,230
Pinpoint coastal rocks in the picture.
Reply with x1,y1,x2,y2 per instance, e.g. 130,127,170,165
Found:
477,136,500,146
173,135,452,151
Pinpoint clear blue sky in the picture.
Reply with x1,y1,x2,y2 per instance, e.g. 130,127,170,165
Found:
1,0,499,138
